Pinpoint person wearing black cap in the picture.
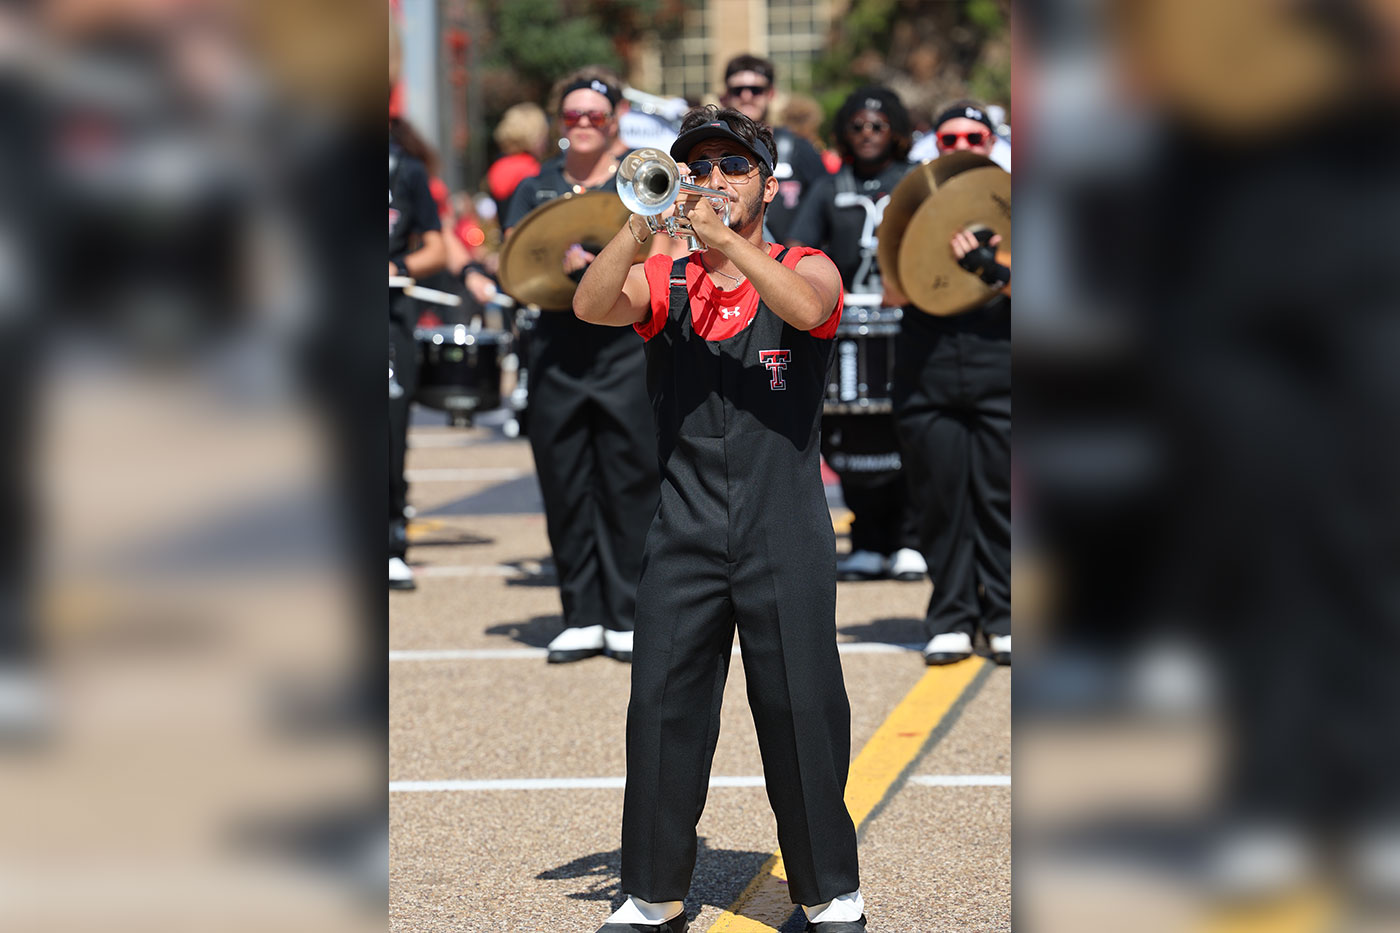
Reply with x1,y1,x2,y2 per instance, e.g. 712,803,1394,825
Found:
718,53,829,244
500,69,661,665
789,86,926,583
931,100,998,158
892,96,1012,667
574,105,870,933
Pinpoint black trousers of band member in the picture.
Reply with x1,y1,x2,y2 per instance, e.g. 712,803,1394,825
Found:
526,313,657,633
389,314,420,560
621,540,860,906
894,311,1011,639
823,413,921,556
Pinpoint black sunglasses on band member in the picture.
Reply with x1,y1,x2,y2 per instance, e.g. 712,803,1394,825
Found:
725,84,770,97
688,155,757,179
849,119,891,134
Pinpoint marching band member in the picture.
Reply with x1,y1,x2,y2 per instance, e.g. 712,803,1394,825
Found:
388,117,446,591
789,86,926,582
574,105,870,933
500,69,660,664
893,100,1012,664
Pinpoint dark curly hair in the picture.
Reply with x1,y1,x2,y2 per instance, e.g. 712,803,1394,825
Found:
833,86,912,163
676,105,777,180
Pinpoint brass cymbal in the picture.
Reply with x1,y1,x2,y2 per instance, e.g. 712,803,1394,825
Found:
877,152,997,299
497,191,641,310
898,165,1011,316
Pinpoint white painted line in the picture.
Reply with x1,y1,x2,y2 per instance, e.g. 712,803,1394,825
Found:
390,775,1008,792
404,468,529,482
907,774,1011,787
391,648,546,661
416,564,532,578
408,434,479,447
390,643,924,661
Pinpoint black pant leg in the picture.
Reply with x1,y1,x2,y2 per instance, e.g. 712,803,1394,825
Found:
895,329,981,638
389,318,419,559
586,332,658,633
731,542,860,906
968,333,1012,637
527,352,602,632
621,544,735,902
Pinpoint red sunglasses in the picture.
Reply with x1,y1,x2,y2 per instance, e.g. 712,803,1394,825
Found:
939,130,987,148
562,109,611,128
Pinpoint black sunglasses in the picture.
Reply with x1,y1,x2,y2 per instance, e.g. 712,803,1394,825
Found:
689,155,757,179
725,84,770,97
849,119,891,134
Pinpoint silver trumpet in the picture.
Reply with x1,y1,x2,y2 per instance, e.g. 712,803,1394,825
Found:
617,148,736,252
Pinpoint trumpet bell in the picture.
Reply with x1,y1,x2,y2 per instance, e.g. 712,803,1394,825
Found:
616,146,738,252
618,148,678,216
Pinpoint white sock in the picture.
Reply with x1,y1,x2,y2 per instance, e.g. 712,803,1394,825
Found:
803,889,865,923
607,895,684,924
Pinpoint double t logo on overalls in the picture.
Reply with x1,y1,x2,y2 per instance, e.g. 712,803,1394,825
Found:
759,349,791,390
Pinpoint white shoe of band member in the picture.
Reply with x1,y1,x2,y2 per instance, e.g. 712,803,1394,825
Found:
836,549,886,579
888,548,927,580
606,895,684,925
603,629,633,660
546,624,606,663
389,557,415,589
990,634,1012,664
803,890,865,923
923,632,973,662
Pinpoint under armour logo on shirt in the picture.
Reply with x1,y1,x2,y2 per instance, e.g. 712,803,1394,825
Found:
719,306,742,320
759,349,791,390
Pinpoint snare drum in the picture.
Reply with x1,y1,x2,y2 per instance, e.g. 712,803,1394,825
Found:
825,298,902,414
414,324,511,424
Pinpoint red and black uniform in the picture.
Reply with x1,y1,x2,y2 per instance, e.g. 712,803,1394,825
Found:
620,245,859,907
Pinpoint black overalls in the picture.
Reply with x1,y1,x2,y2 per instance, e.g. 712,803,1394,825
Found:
620,251,860,907
503,158,659,637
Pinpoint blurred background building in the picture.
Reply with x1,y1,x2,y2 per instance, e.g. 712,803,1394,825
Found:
395,0,1010,190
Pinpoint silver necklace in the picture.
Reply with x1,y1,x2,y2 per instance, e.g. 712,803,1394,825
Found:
705,262,745,287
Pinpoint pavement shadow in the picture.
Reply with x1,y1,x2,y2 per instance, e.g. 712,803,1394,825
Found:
537,837,780,921
484,614,562,648
837,616,926,646
423,474,543,517
502,555,558,587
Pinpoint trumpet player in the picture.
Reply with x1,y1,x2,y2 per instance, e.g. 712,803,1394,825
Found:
575,106,871,933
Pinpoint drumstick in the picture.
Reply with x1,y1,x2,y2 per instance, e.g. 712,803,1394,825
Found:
390,276,415,288
404,284,463,307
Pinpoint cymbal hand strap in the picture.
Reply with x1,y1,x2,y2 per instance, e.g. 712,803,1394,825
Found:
955,244,1010,287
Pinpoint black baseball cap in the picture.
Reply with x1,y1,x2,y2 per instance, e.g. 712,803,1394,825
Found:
670,120,774,172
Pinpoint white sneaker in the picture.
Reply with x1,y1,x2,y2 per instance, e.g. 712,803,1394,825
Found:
888,548,927,581
546,624,606,664
923,632,973,665
389,557,416,590
990,634,1011,666
836,549,886,580
603,629,634,663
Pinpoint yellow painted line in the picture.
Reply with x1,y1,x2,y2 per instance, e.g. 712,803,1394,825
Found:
707,659,990,932
1196,887,1337,933
405,519,445,541
830,508,853,534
